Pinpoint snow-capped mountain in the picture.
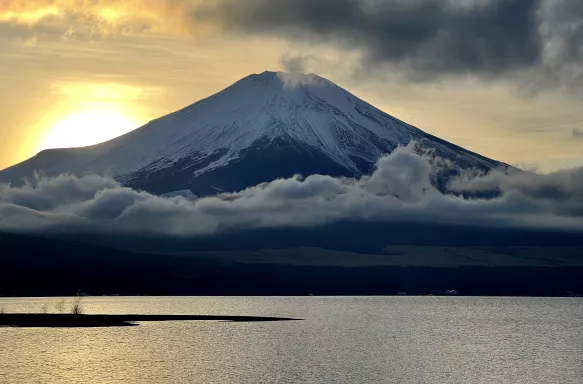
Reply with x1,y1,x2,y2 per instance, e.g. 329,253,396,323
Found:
0,71,506,195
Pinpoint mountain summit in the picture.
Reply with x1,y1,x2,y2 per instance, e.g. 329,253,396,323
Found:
0,71,505,195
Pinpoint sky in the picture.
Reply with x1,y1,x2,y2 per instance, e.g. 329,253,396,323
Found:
1,0,583,173
1,0,583,239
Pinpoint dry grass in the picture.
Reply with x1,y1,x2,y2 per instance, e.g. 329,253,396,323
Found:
55,299,65,314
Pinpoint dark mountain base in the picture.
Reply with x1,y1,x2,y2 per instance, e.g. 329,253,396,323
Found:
124,137,501,196
127,138,361,195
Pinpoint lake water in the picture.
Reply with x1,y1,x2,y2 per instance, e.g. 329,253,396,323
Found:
0,296,582,384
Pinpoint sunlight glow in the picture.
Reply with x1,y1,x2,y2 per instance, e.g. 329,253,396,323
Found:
40,109,139,150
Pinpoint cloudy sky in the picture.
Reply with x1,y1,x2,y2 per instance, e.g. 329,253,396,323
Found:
1,0,583,173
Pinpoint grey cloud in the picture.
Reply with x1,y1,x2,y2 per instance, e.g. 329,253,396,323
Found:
0,174,119,211
2,145,583,237
196,0,583,89
280,52,313,73
449,165,583,217
573,128,583,139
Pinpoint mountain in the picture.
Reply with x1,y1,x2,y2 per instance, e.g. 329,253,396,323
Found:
0,71,507,195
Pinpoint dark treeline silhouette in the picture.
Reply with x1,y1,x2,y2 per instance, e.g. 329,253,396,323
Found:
1,231,582,297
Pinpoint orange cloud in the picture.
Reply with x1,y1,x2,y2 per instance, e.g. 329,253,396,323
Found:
0,0,202,35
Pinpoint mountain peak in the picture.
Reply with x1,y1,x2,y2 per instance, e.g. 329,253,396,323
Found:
253,70,325,81
235,71,335,91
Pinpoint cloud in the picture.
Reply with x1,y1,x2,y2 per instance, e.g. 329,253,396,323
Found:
6,0,583,91
280,53,316,73
1,145,583,237
199,0,538,74
449,165,583,218
195,0,583,90
573,128,583,139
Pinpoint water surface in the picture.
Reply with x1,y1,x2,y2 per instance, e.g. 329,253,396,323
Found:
1,296,582,383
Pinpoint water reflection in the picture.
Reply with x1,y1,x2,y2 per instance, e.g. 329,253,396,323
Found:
1,297,582,383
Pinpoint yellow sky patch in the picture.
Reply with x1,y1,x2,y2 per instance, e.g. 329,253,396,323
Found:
0,0,200,35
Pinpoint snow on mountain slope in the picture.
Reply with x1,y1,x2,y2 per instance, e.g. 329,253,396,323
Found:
0,71,506,195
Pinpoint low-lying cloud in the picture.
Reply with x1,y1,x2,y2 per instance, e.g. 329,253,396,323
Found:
1,146,583,237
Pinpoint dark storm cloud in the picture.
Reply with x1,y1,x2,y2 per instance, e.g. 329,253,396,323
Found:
198,0,539,75
196,0,583,87
2,145,583,237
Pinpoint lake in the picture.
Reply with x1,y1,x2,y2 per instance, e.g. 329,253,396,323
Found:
1,296,582,383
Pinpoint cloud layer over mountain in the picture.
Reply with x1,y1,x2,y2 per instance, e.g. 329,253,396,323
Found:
1,145,582,237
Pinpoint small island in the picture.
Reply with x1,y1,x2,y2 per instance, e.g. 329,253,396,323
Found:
0,313,299,328
0,297,299,328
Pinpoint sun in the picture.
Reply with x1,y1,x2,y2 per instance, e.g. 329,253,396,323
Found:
40,109,140,150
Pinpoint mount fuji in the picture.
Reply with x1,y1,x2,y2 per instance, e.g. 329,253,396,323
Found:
0,71,507,195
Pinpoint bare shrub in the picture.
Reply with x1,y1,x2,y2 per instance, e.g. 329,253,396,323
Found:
71,297,84,315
